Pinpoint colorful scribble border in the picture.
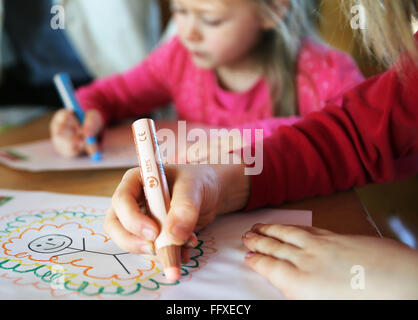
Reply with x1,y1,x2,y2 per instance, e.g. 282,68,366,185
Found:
0,208,216,298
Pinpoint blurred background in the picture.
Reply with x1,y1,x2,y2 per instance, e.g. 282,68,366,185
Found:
0,0,416,248
0,0,386,108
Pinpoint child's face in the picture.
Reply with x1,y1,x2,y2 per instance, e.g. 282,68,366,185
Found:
172,0,267,69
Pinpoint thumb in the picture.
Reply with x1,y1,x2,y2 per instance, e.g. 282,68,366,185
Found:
83,110,104,137
165,176,202,246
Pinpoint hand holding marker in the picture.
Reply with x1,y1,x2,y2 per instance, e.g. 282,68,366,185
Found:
53,73,102,162
132,119,182,282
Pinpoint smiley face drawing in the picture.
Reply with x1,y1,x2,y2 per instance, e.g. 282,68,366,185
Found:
26,233,136,276
28,234,73,254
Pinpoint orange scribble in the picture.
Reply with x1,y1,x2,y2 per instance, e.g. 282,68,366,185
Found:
14,252,30,259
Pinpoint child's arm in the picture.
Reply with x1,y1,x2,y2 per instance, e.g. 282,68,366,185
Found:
50,38,183,157
235,117,302,146
76,39,180,127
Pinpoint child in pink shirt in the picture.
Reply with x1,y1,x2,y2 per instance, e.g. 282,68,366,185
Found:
50,0,364,158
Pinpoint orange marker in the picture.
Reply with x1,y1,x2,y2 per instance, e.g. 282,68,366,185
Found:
132,118,181,282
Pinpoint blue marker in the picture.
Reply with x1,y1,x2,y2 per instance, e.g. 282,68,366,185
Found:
53,73,102,162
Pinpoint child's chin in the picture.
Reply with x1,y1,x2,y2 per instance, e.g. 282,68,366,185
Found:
192,56,216,70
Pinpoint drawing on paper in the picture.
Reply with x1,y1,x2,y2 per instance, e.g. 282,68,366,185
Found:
0,149,28,162
0,206,216,298
0,197,13,207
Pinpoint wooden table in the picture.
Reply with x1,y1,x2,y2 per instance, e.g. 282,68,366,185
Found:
0,113,380,237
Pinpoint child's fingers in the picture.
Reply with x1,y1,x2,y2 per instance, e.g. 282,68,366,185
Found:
165,175,202,246
111,169,160,241
254,223,333,238
185,232,199,248
103,207,155,255
51,130,85,158
50,109,80,136
83,110,104,138
50,109,86,158
83,110,104,161
289,225,334,236
242,231,301,265
251,224,314,248
244,252,298,291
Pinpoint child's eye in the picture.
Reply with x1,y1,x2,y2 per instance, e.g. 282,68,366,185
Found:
171,4,187,15
201,17,224,26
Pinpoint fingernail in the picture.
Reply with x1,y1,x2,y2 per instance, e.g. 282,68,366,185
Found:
141,244,155,255
246,251,255,258
188,233,199,247
186,238,197,249
244,232,257,238
252,223,264,231
142,228,157,241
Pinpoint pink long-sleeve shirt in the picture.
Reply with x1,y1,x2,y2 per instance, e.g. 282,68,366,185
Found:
76,36,364,138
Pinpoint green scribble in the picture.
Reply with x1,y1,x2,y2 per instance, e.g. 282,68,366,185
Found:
0,196,13,208
4,150,28,161
0,210,102,235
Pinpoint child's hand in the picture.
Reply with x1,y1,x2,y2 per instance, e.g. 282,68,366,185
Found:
50,109,104,158
242,224,418,299
185,130,245,164
164,129,244,165
103,163,249,257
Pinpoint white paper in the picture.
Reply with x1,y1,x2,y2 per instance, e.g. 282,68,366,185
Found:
0,126,138,172
0,189,312,300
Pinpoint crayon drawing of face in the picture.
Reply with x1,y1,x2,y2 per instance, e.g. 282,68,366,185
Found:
28,234,72,254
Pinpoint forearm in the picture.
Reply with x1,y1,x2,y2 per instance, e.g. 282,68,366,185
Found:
216,163,250,216
236,116,302,145
76,64,171,127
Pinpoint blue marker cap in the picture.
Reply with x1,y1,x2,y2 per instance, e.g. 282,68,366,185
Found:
85,136,102,161
85,136,98,145
91,152,102,162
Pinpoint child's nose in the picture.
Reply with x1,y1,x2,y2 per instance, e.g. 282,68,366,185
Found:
184,18,203,42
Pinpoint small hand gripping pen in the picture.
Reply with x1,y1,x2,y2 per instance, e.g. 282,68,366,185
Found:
132,118,181,282
53,72,102,162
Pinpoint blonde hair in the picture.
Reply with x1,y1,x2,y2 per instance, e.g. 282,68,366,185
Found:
254,0,319,117
348,0,418,70
257,0,418,116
